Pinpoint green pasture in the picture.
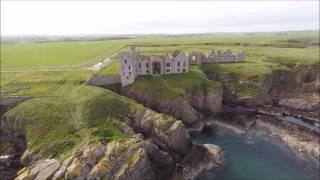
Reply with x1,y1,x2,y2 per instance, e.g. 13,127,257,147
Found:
1,31,319,97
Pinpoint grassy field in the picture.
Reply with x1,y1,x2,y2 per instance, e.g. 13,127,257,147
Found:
1,31,319,160
1,70,93,96
1,31,319,97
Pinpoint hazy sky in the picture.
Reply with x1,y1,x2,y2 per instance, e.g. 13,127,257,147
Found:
1,1,319,35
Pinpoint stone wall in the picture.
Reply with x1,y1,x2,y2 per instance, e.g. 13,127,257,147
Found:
86,74,121,86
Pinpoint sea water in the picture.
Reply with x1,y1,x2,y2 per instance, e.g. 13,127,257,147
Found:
192,129,320,180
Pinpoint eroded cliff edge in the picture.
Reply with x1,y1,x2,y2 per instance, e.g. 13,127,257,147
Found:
121,66,223,131
2,86,223,180
120,64,319,160
203,63,320,160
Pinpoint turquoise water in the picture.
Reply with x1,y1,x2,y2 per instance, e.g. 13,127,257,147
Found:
192,129,320,180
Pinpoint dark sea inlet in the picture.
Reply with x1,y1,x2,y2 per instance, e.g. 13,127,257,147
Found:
192,129,320,180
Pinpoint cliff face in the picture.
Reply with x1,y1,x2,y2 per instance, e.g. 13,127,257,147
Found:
204,64,320,116
203,64,320,160
257,64,320,109
0,97,29,180
11,109,223,180
121,88,223,130
3,87,223,180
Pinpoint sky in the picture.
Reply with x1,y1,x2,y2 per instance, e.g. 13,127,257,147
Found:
1,1,319,35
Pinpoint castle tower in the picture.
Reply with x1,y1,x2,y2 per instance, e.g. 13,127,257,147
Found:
119,46,137,86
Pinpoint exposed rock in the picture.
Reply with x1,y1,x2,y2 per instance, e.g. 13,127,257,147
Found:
128,109,192,161
34,160,60,180
52,155,74,180
182,144,224,179
121,83,223,130
203,144,224,167
188,88,223,114
257,64,320,108
66,159,90,179
278,98,319,112
123,90,203,129
255,115,320,160
87,139,157,180
15,159,60,180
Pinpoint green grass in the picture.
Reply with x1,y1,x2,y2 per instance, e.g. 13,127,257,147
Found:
124,65,221,100
201,55,287,81
1,40,127,70
5,86,142,160
98,59,120,75
2,31,318,71
0,70,93,96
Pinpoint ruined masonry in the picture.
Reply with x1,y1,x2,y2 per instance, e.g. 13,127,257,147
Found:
120,46,246,86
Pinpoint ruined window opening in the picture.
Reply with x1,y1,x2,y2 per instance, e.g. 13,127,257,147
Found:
166,69,170,73
177,62,180,66
166,62,170,67
139,63,141,68
177,68,180,72
147,70,149,73
126,76,129,79
128,66,131,70
183,69,186,73
125,60,127,64
146,62,149,68
129,72,131,76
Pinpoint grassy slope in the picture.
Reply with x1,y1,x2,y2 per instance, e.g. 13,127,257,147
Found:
124,65,221,100
5,86,142,160
98,59,120,75
0,70,93,96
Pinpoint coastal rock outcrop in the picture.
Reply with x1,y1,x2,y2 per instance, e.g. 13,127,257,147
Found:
121,84,223,130
255,115,320,160
12,108,223,180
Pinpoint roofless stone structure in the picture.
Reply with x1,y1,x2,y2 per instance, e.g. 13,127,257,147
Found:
119,46,246,86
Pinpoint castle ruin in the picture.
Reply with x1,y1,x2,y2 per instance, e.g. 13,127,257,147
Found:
119,46,246,86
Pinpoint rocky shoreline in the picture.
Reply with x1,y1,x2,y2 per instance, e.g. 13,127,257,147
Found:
1,64,319,179
2,106,224,180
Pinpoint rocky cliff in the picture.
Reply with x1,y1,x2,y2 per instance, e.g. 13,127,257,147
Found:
202,63,320,159
2,86,223,180
121,66,223,131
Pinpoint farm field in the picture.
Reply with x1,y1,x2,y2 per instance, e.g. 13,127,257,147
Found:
1,31,319,97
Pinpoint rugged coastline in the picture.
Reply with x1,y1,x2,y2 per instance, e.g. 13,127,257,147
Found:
1,62,319,179
1,88,224,180
120,63,320,161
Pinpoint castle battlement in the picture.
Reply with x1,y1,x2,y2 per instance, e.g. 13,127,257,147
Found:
119,46,246,86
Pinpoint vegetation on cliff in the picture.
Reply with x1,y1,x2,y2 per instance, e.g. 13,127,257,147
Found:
4,86,142,160
124,65,221,100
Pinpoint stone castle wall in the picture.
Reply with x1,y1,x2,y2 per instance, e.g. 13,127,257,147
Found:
120,47,246,86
